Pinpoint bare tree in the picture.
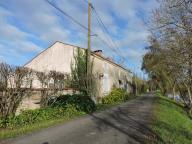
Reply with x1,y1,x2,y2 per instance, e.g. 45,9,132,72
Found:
48,70,65,94
0,62,33,127
35,71,50,107
144,0,192,114
36,70,67,107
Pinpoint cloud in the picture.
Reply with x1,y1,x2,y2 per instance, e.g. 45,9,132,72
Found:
0,0,159,73
0,7,28,41
18,41,43,53
88,0,158,64
40,27,71,43
0,6,37,51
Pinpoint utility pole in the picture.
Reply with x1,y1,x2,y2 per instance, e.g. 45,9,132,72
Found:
86,0,91,95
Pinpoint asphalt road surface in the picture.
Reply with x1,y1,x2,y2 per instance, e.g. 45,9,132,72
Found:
4,93,157,144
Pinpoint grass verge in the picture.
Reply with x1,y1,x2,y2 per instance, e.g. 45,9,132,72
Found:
0,94,137,140
0,114,84,140
153,94,192,144
0,102,128,140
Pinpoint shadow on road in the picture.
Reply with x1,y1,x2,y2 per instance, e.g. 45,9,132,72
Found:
90,95,164,144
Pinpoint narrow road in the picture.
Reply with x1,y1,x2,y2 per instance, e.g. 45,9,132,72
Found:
6,93,156,144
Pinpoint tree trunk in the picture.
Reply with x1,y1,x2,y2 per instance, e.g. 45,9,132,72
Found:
186,86,192,116
188,107,192,116
172,83,176,100
187,86,192,105
40,90,49,107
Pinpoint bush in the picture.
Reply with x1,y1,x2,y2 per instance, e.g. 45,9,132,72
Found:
0,104,86,128
102,88,130,105
0,94,95,128
155,90,162,97
49,94,96,113
64,104,85,118
0,108,61,128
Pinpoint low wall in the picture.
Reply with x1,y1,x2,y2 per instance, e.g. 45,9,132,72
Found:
16,89,75,114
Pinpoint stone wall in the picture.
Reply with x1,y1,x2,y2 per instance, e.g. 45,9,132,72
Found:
16,89,75,114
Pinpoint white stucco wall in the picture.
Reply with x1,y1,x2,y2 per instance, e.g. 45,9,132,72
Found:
25,42,75,73
25,41,132,96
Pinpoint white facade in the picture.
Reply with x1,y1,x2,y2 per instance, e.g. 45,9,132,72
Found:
25,41,132,97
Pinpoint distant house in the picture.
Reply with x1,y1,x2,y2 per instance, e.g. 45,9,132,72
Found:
25,41,132,96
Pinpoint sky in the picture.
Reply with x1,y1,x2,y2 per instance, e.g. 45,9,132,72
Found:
0,0,159,78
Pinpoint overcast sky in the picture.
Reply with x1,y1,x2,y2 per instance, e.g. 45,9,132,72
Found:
0,0,158,77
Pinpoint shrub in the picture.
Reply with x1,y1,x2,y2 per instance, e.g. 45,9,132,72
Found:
156,90,162,97
0,108,61,128
0,104,86,128
102,88,129,104
64,104,85,118
49,94,96,113
0,94,96,128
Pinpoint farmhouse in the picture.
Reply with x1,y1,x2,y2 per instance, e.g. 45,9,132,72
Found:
25,41,132,93
18,41,132,111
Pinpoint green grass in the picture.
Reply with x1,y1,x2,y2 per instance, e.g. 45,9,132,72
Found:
0,114,85,140
0,95,137,140
96,94,137,112
0,103,122,140
153,94,192,144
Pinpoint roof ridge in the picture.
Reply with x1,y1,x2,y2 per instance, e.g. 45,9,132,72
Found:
24,41,131,73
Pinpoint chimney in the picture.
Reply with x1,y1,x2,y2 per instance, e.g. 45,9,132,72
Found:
94,50,103,56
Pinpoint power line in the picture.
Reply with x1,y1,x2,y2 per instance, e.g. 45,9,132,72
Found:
96,37,118,53
92,16,118,53
94,11,125,63
93,23,124,62
58,0,121,56
91,4,126,64
45,0,89,31
45,0,122,61
92,6,115,45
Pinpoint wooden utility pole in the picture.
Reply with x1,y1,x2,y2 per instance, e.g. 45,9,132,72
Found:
86,0,91,95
